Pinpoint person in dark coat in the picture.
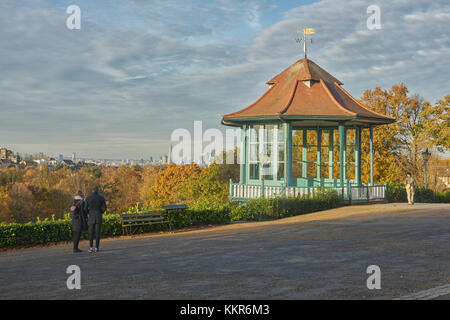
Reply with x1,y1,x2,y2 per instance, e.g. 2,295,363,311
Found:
84,186,107,252
70,190,87,253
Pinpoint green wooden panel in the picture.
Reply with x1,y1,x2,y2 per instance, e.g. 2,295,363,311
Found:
339,123,345,188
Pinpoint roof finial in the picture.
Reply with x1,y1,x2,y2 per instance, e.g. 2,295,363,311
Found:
296,28,315,59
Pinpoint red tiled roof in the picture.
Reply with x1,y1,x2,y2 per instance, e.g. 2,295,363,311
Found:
223,58,395,124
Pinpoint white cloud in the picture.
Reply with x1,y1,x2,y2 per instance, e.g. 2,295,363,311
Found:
0,0,448,158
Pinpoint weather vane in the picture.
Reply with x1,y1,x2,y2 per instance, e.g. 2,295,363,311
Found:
296,28,315,59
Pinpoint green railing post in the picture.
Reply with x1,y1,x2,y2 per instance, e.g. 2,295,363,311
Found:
369,126,374,186
355,126,361,186
339,123,345,189
229,179,233,201
348,183,352,205
261,178,265,198
240,125,247,184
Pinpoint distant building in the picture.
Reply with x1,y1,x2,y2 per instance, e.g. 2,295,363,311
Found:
61,159,76,168
168,144,173,164
0,147,20,165
33,159,46,166
439,176,450,188
48,158,58,166
72,152,77,163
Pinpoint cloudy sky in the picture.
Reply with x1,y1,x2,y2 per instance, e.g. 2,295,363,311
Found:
1,0,449,159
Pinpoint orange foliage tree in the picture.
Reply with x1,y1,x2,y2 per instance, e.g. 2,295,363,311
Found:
359,85,449,186
143,163,204,208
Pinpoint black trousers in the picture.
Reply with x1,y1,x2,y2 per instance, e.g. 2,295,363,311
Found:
73,231,81,250
88,223,102,248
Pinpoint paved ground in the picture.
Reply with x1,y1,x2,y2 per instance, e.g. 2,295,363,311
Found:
0,203,449,299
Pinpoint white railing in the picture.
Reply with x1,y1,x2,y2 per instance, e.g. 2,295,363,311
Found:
350,184,385,201
230,181,385,203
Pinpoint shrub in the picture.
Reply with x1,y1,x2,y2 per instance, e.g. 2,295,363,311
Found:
0,206,233,248
386,182,449,203
165,207,231,229
230,189,341,221
0,188,343,248
0,213,123,248
437,189,450,203
386,182,407,202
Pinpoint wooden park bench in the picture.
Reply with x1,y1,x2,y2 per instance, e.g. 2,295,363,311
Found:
162,204,188,211
120,204,188,235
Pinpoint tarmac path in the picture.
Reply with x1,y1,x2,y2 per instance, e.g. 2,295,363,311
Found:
0,203,449,299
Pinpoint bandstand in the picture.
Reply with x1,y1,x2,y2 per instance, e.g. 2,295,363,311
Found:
222,54,395,202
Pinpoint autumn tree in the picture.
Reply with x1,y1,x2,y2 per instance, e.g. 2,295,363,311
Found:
100,166,142,213
6,183,40,223
143,163,204,208
359,84,449,185
179,163,235,208
139,165,164,208
0,186,11,223
419,95,450,152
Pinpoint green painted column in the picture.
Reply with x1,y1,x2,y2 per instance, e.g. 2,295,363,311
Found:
355,126,361,186
284,122,292,186
370,126,374,185
240,125,247,184
329,129,334,182
302,129,307,179
339,123,345,188
317,129,321,180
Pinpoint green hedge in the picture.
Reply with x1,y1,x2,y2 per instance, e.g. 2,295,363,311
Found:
0,214,123,248
386,182,450,203
0,208,232,249
230,189,341,221
0,189,347,248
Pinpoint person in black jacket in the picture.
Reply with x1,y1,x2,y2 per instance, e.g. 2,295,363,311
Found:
70,190,87,253
84,186,107,252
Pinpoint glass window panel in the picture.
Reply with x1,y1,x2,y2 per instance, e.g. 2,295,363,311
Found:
249,126,260,143
321,130,330,146
277,125,284,143
320,163,329,179
277,163,284,180
261,162,272,179
346,163,355,180
249,144,259,162
264,143,272,157
249,163,259,180
292,130,303,146
262,166,273,180
307,163,317,178
333,163,340,179
307,146,317,163
307,130,317,146
347,144,356,154
292,147,303,162
346,129,356,146
333,146,340,163
265,125,274,144
292,162,302,178
333,130,340,148
321,147,329,163
346,150,355,163
278,146,285,162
